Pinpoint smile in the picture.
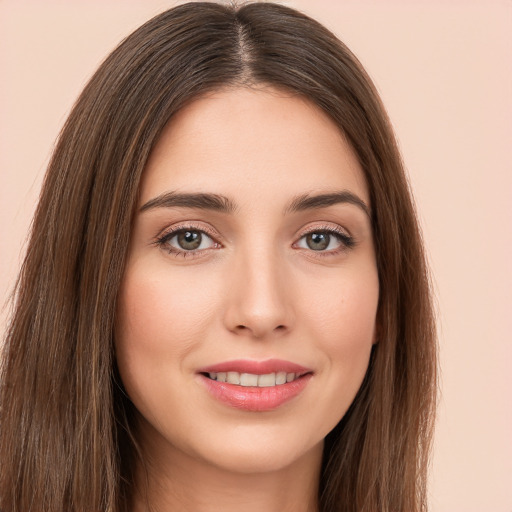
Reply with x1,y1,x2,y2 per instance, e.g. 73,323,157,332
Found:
206,371,302,387
197,359,313,411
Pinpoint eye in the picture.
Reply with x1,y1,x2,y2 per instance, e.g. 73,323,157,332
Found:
157,227,219,255
295,229,354,252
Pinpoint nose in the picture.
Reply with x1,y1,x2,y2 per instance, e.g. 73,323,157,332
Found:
223,247,295,339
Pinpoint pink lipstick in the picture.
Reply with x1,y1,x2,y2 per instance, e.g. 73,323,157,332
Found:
197,359,313,412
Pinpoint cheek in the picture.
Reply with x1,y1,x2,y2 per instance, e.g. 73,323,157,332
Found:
304,264,379,347
114,261,219,404
117,262,216,350
300,264,378,410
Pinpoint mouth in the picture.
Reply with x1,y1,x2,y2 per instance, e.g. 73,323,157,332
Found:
197,359,313,411
202,370,306,387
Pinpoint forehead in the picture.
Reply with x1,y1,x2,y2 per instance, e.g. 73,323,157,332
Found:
140,86,369,208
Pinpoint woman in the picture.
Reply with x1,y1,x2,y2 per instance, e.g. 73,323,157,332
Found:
0,2,437,511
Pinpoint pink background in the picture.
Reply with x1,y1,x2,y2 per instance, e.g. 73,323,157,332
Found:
1,1,511,510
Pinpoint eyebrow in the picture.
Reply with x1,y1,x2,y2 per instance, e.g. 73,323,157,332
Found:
140,189,370,217
285,191,371,217
140,192,237,213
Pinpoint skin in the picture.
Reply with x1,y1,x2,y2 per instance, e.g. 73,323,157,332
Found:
115,86,379,512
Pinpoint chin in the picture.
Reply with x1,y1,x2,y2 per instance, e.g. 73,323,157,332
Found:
198,436,324,475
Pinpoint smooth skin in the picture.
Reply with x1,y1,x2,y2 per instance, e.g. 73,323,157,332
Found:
115,86,379,512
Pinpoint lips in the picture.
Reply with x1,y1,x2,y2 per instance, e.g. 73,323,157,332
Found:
198,359,311,375
197,359,313,411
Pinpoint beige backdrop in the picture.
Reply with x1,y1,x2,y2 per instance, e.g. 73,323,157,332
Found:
1,1,511,510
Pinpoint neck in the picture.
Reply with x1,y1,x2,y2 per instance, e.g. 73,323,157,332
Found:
130,423,323,512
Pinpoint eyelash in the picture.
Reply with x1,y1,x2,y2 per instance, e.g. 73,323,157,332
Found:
154,223,355,259
154,222,221,258
294,225,355,256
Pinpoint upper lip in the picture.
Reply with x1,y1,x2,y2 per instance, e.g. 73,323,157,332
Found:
197,358,312,375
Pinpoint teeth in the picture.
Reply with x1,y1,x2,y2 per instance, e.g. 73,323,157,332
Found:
226,371,240,384
207,371,299,387
276,371,287,385
258,373,276,387
240,373,258,386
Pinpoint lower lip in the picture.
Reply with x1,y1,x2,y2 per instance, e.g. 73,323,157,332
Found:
199,374,312,412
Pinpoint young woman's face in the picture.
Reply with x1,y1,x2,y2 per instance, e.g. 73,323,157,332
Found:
116,87,379,475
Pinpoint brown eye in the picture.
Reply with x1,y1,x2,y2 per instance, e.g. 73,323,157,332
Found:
295,228,354,253
177,230,202,250
306,232,330,251
160,228,217,254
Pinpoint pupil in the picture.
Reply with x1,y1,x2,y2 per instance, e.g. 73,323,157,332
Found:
307,232,329,251
178,230,201,250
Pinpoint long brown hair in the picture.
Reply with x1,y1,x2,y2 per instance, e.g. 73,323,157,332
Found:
0,2,436,511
